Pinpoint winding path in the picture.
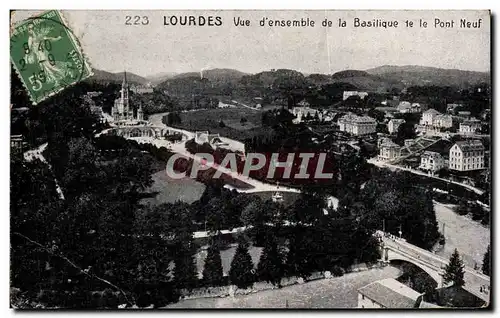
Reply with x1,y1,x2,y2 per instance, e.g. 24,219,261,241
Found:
23,143,65,200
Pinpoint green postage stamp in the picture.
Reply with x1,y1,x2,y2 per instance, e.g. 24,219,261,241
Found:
10,10,93,105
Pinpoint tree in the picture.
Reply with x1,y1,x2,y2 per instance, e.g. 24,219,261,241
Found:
286,227,316,278
229,236,255,289
455,199,470,216
482,245,490,276
256,236,285,287
202,238,224,286
395,122,417,145
442,249,465,287
173,251,198,290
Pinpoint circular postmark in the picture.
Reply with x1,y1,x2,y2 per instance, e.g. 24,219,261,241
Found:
10,11,91,105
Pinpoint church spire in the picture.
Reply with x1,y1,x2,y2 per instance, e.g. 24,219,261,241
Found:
122,70,128,88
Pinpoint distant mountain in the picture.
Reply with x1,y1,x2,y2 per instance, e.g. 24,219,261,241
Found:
90,69,148,85
366,65,490,88
173,68,248,84
146,72,178,85
241,69,305,87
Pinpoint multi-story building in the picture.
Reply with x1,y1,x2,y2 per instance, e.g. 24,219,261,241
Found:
404,139,415,147
379,140,401,161
420,109,441,126
449,140,485,171
446,103,463,114
419,109,453,130
387,118,405,134
292,106,320,123
338,113,377,136
397,101,421,113
457,111,472,118
130,85,154,94
343,91,368,101
11,134,26,154
433,114,453,128
420,151,445,172
357,278,422,308
459,118,482,134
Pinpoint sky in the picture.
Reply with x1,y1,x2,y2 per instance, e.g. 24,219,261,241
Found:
12,10,491,77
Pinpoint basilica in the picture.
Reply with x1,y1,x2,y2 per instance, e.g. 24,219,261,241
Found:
111,72,144,123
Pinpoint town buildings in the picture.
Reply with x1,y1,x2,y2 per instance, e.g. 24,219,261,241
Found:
10,135,27,154
459,118,482,134
378,139,401,161
338,113,376,136
433,114,453,128
343,91,368,101
292,106,320,123
418,109,453,130
419,151,445,172
447,103,464,114
397,101,421,113
420,109,441,126
130,85,154,94
357,278,422,308
387,118,405,134
195,131,226,149
449,140,485,171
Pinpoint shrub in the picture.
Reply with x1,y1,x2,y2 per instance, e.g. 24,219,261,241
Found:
332,265,345,277
102,289,119,308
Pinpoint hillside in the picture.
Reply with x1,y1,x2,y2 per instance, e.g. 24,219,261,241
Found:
146,72,177,85
90,69,148,85
331,69,403,92
173,68,248,84
240,69,306,87
366,65,490,88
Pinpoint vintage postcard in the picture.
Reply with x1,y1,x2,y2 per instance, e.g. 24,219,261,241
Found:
10,10,491,310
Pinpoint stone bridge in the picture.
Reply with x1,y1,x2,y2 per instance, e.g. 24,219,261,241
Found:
376,231,490,304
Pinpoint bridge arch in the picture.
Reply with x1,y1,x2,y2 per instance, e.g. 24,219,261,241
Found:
384,248,443,286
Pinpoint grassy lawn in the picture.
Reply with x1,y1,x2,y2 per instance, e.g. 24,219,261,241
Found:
171,107,269,141
141,170,206,205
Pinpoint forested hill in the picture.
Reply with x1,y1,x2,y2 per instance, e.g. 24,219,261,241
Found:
366,65,490,88
90,69,148,85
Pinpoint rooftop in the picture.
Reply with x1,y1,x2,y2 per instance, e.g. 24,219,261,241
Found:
455,140,484,152
358,278,421,308
422,151,442,159
424,108,441,115
462,118,481,125
389,118,405,123
397,101,411,109
380,140,401,148
355,116,376,123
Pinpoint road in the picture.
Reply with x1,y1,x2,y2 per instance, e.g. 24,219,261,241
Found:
131,136,302,194
145,113,307,195
368,158,485,195
230,100,259,111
